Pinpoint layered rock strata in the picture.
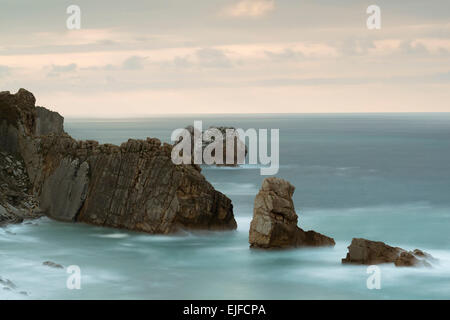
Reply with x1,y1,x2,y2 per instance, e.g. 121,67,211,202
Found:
249,177,335,248
0,89,236,233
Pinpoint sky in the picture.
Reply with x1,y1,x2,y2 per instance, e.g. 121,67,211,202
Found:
0,0,449,116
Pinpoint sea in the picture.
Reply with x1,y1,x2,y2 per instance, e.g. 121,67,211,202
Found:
1,113,450,299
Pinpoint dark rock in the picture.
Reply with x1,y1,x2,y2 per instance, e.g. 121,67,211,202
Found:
249,177,335,249
0,88,236,233
40,157,89,222
174,125,247,167
342,238,435,267
43,261,64,269
0,150,42,226
35,106,64,136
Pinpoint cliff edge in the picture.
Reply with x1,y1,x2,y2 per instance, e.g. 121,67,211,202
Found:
0,89,236,233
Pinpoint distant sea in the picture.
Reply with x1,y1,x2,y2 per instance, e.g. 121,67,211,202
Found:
1,113,450,299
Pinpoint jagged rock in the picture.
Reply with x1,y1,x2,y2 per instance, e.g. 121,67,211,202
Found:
174,125,247,167
75,139,236,233
249,177,335,249
342,238,434,267
43,261,64,269
0,151,42,226
0,89,236,233
0,205,23,226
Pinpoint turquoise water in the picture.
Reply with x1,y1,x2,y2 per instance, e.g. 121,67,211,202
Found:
1,114,450,299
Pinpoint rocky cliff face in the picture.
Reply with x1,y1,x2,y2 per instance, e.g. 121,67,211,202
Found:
0,89,236,233
249,177,335,248
342,238,435,267
35,106,64,136
0,151,42,226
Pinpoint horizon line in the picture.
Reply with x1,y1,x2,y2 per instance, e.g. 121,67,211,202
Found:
64,111,450,119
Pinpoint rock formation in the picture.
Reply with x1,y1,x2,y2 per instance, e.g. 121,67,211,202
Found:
0,151,42,226
43,261,64,269
174,125,247,167
0,89,236,233
249,177,335,249
342,238,434,267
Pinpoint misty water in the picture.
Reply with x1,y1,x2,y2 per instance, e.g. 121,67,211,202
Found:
2,114,450,299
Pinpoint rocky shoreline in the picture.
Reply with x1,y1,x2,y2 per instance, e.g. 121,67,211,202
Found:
0,88,436,269
0,89,236,233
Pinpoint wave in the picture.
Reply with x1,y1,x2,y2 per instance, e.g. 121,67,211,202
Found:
91,233,130,239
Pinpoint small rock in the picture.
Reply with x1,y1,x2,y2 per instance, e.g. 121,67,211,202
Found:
0,277,17,289
342,238,435,267
43,261,64,269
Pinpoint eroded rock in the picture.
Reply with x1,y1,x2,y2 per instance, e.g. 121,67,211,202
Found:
249,177,335,249
35,106,64,136
342,238,434,267
174,125,248,167
43,261,64,269
40,157,89,222
0,88,236,233
0,151,42,226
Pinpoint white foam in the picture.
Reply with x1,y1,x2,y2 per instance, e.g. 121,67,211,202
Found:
92,233,130,239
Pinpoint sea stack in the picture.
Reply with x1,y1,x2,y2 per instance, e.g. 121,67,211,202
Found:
342,238,435,267
0,88,237,233
249,177,335,249
173,125,247,167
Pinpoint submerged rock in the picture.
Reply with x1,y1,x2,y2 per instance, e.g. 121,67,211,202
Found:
43,261,64,269
249,177,335,249
342,238,434,267
0,88,236,233
0,277,17,289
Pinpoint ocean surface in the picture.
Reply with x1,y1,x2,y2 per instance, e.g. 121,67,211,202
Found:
2,113,450,299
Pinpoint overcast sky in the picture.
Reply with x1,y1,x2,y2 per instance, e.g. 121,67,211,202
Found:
1,0,449,116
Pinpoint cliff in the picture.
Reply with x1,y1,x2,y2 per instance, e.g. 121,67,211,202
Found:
0,89,236,233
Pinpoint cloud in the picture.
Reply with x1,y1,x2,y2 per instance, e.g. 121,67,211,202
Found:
265,48,304,61
82,55,148,71
223,0,274,18
168,48,233,69
51,63,77,73
195,48,232,68
339,38,376,56
46,63,77,77
122,55,148,70
399,40,429,55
